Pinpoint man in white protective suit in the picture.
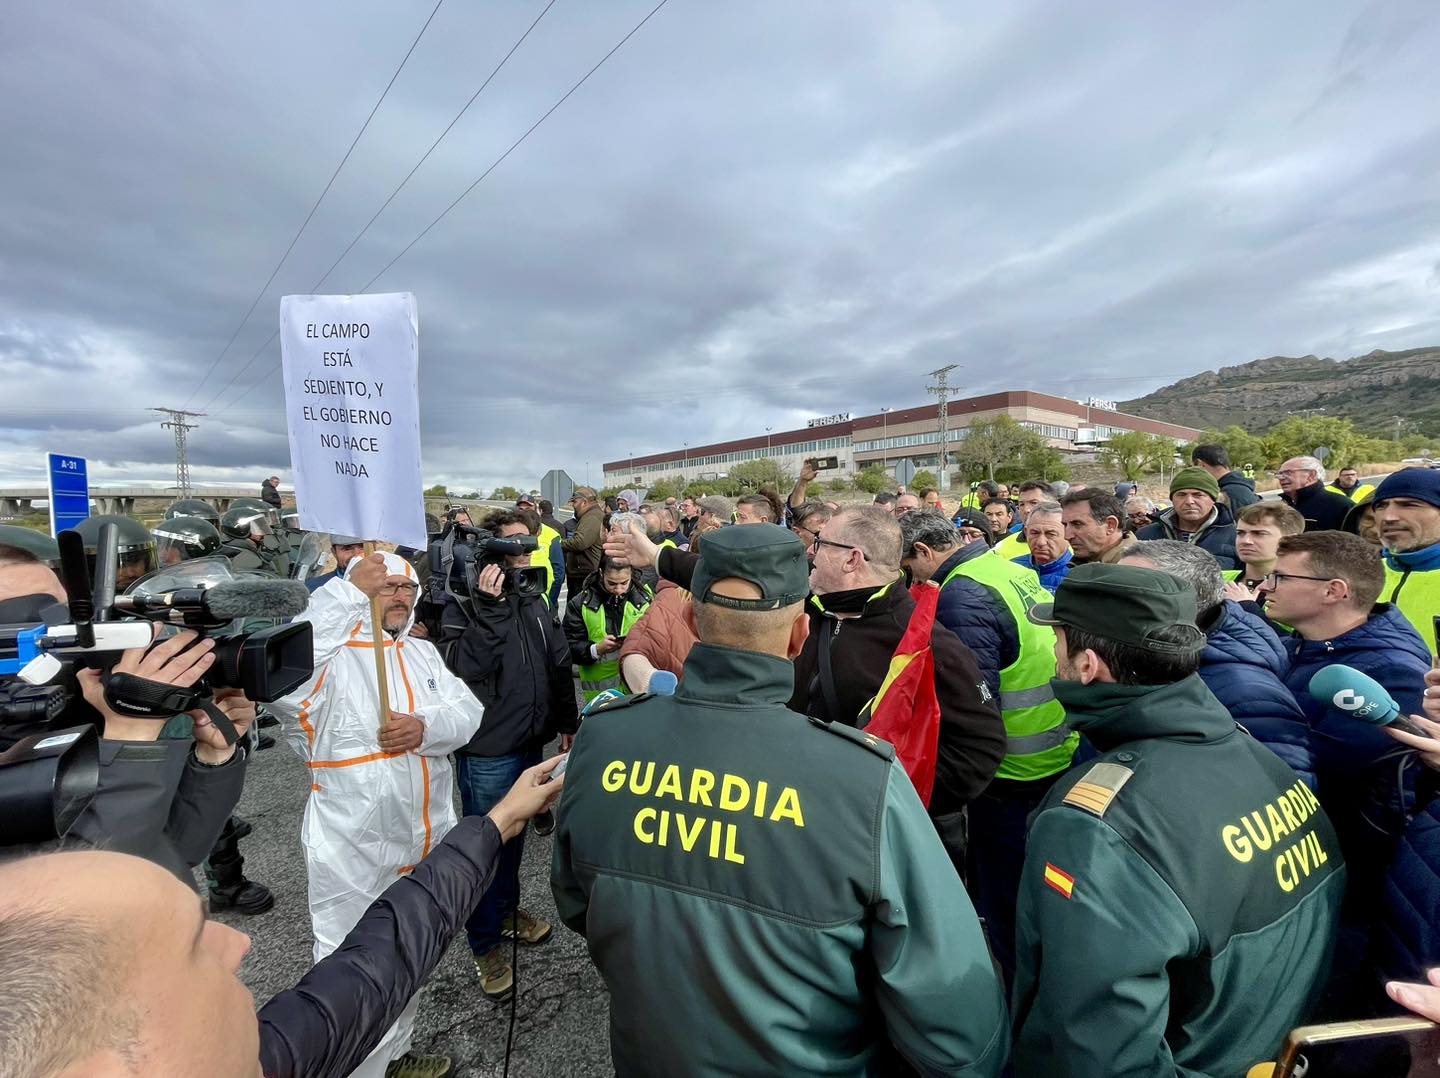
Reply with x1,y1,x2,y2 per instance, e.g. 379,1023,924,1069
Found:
271,549,484,1078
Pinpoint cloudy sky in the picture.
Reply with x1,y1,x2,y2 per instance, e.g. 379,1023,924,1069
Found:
3,1,1439,492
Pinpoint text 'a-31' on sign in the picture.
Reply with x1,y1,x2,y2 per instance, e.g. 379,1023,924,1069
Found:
279,292,425,549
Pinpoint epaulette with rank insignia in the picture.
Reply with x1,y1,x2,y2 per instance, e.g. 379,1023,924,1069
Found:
1061,761,1134,818
808,717,895,760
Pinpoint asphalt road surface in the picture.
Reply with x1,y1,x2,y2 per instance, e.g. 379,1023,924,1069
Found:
214,730,613,1077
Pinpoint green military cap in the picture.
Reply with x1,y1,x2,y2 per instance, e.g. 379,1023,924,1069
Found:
1027,563,1206,655
691,523,809,611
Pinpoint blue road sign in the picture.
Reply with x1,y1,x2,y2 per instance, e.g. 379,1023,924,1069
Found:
47,452,90,536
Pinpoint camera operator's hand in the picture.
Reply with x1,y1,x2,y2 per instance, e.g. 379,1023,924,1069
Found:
487,756,566,841
1384,669,1440,770
191,690,258,764
78,629,217,742
347,552,387,598
596,633,620,657
475,563,505,599
378,711,426,753
604,527,658,570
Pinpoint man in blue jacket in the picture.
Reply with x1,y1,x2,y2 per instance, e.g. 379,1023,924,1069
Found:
1262,529,1431,1008
1119,538,1315,788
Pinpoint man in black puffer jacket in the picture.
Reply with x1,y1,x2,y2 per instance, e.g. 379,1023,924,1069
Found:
789,507,1006,817
440,509,578,1000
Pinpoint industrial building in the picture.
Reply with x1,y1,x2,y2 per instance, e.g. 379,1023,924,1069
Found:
602,390,1201,488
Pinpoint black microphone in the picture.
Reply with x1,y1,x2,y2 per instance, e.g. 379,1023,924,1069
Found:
113,579,311,624
55,530,94,648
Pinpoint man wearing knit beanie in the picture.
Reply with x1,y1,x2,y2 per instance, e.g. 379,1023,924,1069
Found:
1134,466,1240,569
1374,467,1440,656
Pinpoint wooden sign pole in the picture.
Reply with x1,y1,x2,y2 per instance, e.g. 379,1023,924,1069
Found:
364,542,392,728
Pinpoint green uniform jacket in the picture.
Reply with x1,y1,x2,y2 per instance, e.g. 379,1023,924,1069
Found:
1012,675,1344,1078
551,643,1008,1077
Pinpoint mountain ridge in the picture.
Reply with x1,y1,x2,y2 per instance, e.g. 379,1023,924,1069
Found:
1120,346,1440,436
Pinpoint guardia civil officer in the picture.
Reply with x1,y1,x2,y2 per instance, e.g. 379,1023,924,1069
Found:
1011,564,1345,1077
552,524,1007,1078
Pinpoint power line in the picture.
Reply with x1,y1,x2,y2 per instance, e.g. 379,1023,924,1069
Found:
207,0,671,420
183,0,447,408
358,0,670,293
310,0,560,293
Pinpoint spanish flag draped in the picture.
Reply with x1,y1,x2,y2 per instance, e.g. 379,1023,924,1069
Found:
862,579,943,806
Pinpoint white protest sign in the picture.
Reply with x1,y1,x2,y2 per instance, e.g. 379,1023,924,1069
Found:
279,292,425,549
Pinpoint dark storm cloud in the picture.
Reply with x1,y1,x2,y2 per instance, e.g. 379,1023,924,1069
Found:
2,0,1439,490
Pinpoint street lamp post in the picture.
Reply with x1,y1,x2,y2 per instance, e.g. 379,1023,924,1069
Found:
765,426,772,455
880,407,891,472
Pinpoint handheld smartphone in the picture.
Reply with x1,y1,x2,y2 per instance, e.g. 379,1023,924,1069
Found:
543,753,569,784
613,635,627,647
1264,1017,1440,1077
811,456,840,471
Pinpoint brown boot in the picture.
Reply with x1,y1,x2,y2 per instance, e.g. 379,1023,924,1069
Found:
474,944,514,1001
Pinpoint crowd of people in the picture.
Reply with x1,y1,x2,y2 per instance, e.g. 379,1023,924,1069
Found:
1,444,1439,1077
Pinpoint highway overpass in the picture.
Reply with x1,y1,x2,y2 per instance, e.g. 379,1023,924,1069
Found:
0,485,290,517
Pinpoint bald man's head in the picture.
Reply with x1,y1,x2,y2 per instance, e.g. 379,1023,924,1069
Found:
0,851,258,1077
0,561,65,605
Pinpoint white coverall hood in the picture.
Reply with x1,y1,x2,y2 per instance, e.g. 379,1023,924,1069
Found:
344,550,419,639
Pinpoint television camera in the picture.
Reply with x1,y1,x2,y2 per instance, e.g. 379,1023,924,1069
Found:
0,521,315,844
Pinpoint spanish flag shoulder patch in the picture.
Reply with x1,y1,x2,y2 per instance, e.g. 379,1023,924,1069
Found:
1043,862,1075,899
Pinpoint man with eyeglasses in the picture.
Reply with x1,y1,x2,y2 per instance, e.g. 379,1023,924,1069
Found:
1261,529,1430,1003
1276,455,1353,532
270,549,485,1078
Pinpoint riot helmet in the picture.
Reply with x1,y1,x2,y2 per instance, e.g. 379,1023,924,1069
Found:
219,506,272,543
152,516,222,566
230,496,282,529
73,514,157,590
0,524,62,568
164,498,220,526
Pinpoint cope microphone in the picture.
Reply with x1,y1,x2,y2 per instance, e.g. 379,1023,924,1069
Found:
1307,664,1432,739
113,579,312,624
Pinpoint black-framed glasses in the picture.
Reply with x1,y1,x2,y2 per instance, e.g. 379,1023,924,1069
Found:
378,581,420,596
810,536,869,560
1261,571,1333,586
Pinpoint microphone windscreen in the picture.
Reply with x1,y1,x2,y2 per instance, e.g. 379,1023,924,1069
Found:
648,670,678,696
204,579,312,621
1306,664,1400,726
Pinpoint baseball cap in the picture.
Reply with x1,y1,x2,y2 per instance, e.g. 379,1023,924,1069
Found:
690,523,809,611
330,534,364,546
516,493,537,506
1027,563,1206,654
570,486,597,502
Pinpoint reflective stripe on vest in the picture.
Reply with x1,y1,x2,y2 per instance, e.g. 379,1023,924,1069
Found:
943,551,1077,780
1326,484,1375,503
577,598,650,700
1383,563,1440,659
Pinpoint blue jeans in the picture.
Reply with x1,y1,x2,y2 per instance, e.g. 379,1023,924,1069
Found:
455,750,541,956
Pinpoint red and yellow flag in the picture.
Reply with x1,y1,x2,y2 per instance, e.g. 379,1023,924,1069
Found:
1043,862,1075,899
862,580,943,806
